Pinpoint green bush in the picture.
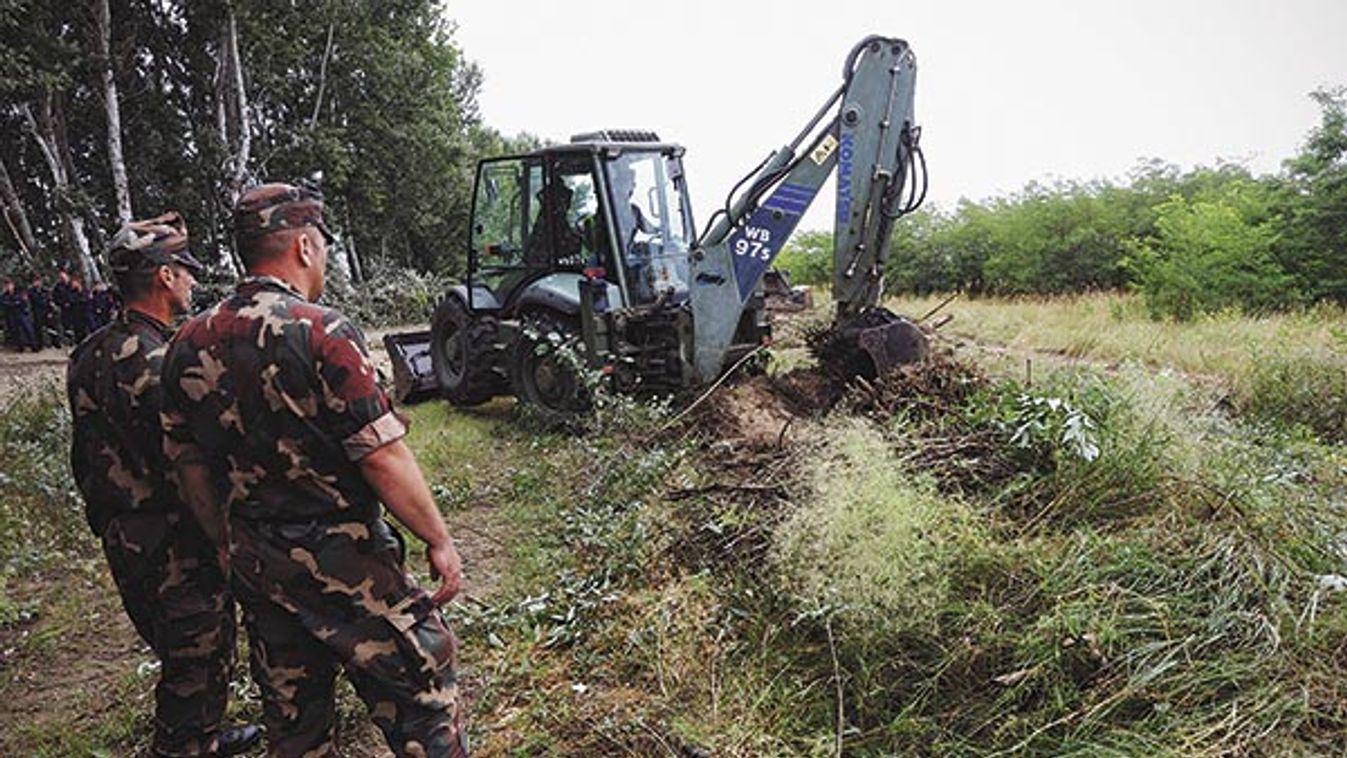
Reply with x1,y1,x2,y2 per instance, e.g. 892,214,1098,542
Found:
774,230,833,288
0,388,89,568
1128,186,1297,320
190,262,451,329
319,261,453,328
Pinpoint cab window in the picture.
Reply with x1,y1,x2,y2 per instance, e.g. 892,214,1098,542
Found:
471,158,543,269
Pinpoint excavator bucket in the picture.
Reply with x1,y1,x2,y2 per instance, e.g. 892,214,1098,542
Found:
854,314,928,375
382,331,439,405
811,307,929,381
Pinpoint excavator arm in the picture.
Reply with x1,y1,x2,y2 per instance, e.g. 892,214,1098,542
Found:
688,35,927,382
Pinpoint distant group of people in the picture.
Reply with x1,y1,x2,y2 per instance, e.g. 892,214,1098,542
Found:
1,270,120,352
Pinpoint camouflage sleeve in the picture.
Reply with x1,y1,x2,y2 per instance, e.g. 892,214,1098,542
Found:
128,340,170,472
160,337,209,467
316,312,407,461
66,358,104,534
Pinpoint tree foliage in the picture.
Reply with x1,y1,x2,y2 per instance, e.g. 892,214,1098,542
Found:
0,0,532,285
1274,87,1347,304
1128,183,1291,319
774,90,1347,320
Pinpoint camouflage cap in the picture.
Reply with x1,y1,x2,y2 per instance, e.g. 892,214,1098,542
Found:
108,211,205,274
234,183,334,247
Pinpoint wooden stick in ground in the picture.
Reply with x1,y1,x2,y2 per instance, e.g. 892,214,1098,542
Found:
918,292,959,322
655,344,768,435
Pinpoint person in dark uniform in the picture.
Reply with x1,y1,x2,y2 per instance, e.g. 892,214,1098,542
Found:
1,276,38,351
161,184,469,758
67,211,260,758
92,280,120,328
68,274,94,344
52,268,76,346
28,274,58,349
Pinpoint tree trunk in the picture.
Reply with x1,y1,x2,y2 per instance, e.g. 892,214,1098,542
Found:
344,203,363,283
20,98,97,284
209,8,252,277
309,23,335,130
95,0,132,225
51,91,106,276
210,26,237,276
0,156,38,262
226,8,251,200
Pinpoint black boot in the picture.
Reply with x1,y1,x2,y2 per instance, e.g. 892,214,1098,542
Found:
213,724,263,756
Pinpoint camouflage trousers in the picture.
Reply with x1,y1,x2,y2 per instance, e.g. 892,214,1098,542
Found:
102,510,236,757
230,516,467,758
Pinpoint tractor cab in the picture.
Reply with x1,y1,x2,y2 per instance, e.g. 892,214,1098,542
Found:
410,131,704,411
467,131,694,313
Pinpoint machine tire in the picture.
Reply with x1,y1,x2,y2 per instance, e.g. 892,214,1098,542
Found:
430,295,502,406
509,311,591,420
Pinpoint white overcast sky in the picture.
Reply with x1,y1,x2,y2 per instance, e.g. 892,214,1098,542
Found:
446,0,1347,232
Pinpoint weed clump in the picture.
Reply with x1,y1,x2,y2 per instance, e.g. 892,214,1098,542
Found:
1238,345,1347,443
774,421,983,630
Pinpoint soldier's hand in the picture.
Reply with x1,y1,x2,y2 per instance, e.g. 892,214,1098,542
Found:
426,539,463,605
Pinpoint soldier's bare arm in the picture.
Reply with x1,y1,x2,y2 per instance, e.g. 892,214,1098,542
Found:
359,439,462,605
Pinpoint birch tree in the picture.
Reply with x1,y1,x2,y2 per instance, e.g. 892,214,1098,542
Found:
210,3,250,275
0,156,39,263
19,98,98,283
94,0,132,225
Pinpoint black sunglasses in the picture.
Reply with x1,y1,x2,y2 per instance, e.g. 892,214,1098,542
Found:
311,218,337,246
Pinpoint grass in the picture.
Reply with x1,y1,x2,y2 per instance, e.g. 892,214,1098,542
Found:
774,420,982,629
888,291,1347,444
0,386,89,569
449,307,1347,755
887,291,1345,383
748,361,1347,755
3,293,1347,755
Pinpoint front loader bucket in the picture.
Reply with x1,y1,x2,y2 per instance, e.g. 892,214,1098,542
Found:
811,307,929,381
382,331,439,405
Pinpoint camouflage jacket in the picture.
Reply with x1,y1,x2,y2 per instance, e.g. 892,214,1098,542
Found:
67,309,175,536
160,276,407,525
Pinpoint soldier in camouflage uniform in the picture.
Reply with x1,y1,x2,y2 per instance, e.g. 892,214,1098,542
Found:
161,183,468,758
66,212,261,757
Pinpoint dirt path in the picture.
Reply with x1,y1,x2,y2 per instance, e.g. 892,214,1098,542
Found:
0,345,68,401
0,323,425,402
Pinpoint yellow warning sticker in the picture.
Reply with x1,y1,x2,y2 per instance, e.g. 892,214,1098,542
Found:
811,134,839,165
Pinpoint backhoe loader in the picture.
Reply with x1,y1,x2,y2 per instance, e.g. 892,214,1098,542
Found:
385,35,929,412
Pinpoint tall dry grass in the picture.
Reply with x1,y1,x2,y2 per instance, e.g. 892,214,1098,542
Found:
888,292,1345,383
888,292,1347,442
